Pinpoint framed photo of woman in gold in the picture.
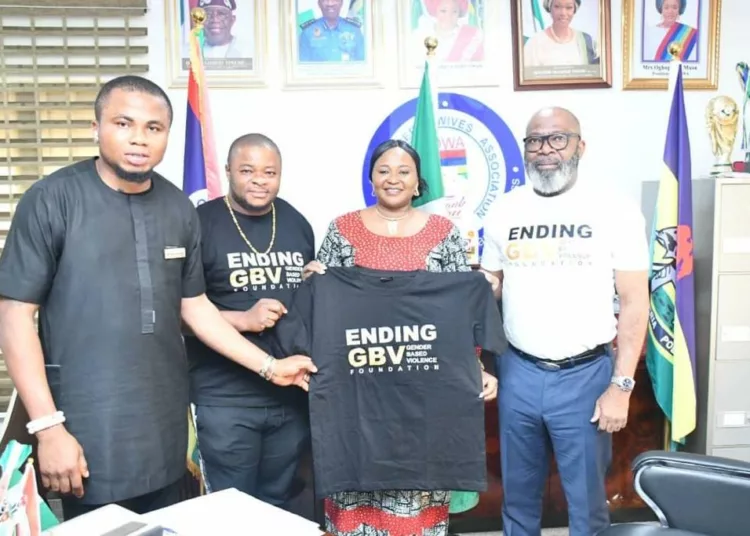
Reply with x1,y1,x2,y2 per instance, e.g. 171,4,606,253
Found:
622,0,721,90
510,0,612,91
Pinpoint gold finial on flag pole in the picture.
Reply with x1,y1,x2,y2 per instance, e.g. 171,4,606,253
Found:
668,43,682,61
424,36,438,57
191,7,207,29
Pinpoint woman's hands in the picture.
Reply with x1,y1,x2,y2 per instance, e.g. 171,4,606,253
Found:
480,270,500,293
302,261,327,281
480,370,498,401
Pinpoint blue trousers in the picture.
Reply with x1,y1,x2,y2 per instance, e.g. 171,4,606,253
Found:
496,347,613,536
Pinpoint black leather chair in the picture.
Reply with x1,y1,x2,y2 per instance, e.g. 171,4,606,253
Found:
600,450,750,536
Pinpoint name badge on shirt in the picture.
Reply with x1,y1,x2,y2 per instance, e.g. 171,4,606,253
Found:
164,247,186,260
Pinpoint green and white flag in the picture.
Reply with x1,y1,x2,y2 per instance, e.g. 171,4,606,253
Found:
411,59,446,215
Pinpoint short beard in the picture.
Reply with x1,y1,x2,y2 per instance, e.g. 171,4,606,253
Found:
525,155,579,195
100,153,152,184
230,186,271,215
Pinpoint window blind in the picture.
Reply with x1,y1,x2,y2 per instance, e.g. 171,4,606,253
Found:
0,0,149,412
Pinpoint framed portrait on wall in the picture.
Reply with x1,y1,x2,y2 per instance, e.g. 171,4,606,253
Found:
280,0,383,89
396,0,502,89
622,0,721,90
164,0,266,88
510,0,612,91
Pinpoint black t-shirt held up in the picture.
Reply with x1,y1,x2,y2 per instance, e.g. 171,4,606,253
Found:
274,267,504,496
186,197,315,408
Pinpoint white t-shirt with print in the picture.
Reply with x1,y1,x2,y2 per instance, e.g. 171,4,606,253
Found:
480,182,649,360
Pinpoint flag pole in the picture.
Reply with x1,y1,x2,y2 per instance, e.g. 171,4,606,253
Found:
191,7,207,54
661,41,682,452
424,35,439,117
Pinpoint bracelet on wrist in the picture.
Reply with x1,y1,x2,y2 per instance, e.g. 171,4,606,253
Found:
259,355,276,381
27,411,66,435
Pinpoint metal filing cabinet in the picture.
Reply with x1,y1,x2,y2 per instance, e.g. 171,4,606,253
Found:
707,175,750,462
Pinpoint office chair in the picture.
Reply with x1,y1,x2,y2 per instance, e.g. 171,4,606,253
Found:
600,450,750,536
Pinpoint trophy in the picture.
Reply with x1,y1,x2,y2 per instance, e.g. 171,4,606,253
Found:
705,95,740,176
737,62,750,171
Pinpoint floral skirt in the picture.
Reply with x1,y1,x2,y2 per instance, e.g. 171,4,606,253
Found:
325,490,450,536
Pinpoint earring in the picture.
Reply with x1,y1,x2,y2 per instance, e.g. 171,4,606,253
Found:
94,133,99,143
414,187,419,196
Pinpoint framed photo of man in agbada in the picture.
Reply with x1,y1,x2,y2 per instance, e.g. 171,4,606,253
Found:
164,0,266,88
622,0,721,90
280,0,383,89
510,0,612,91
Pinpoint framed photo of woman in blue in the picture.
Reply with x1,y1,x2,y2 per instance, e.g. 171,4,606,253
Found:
510,0,613,91
281,0,384,88
622,0,721,89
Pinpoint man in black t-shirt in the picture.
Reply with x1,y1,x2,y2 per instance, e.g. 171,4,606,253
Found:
0,78,315,520
186,133,316,507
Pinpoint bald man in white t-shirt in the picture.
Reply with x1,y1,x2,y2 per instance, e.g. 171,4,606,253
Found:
480,107,649,536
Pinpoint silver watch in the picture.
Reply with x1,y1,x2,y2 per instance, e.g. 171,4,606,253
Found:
611,375,636,392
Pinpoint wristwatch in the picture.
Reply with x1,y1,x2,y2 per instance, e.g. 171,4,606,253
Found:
611,375,636,392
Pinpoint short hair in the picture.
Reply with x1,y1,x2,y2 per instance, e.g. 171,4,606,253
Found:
544,0,581,12
227,133,282,167
94,75,173,124
368,139,428,200
655,0,686,15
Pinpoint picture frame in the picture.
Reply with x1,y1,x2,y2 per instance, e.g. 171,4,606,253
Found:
510,0,613,91
164,0,267,89
622,0,721,90
280,0,383,89
396,0,502,89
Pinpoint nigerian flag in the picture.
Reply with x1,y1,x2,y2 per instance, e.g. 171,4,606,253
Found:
411,59,445,213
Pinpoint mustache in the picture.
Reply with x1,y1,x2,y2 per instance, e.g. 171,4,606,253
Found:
525,155,580,195
532,158,561,168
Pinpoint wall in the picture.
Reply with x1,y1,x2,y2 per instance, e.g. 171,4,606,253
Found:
146,0,746,247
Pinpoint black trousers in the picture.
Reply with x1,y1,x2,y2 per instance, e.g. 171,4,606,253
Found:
62,478,181,520
195,404,309,508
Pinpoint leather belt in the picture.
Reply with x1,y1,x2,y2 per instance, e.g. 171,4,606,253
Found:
509,343,608,371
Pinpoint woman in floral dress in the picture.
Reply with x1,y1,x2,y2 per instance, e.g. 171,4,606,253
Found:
303,139,498,536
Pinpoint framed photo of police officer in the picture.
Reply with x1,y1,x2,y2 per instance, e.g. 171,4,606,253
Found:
281,0,384,89
165,0,267,88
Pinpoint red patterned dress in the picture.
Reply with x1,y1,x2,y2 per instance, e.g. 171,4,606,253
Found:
316,210,470,536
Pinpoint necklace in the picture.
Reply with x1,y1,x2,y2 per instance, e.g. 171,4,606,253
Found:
224,195,276,255
374,206,411,236
548,25,573,43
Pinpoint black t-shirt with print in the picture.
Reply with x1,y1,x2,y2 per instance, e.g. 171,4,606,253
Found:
274,267,504,496
186,197,315,408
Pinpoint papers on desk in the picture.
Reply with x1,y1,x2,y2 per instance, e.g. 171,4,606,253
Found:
142,488,324,536
43,504,165,535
